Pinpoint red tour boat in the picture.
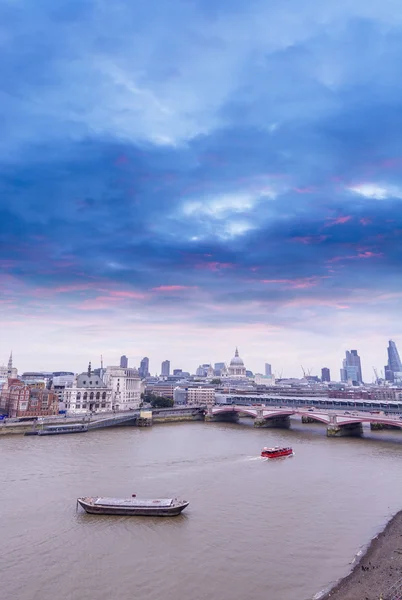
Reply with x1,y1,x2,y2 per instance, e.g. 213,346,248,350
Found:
261,446,293,459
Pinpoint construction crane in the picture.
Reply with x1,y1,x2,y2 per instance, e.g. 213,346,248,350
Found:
373,367,380,385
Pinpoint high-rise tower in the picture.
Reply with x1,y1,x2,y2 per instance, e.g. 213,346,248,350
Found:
341,350,362,384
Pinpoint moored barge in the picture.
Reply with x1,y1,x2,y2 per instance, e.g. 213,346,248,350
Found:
38,424,88,436
77,496,189,516
261,446,293,459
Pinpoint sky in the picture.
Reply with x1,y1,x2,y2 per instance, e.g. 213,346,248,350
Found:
1,0,402,379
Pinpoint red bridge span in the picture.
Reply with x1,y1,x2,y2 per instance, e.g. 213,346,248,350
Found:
206,405,402,437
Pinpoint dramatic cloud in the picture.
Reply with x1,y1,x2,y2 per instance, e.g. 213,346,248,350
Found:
1,0,402,376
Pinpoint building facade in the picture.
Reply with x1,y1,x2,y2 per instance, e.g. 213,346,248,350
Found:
386,340,402,382
0,379,58,417
340,350,363,384
265,363,272,376
139,357,150,378
104,366,141,410
321,367,331,382
161,360,170,377
120,355,128,369
64,365,112,414
187,386,215,406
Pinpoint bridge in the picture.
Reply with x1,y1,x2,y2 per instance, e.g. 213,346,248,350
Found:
206,405,402,437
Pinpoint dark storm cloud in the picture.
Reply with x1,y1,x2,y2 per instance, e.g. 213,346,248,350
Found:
1,0,402,329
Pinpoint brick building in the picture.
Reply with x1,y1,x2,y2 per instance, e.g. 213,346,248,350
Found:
0,379,58,417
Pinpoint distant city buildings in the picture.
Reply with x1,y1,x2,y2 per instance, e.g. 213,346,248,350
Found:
214,362,226,376
385,340,402,383
340,350,363,384
139,357,150,378
173,369,183,376
120,355,128,369
265,363,272,376
321,367,331,383
161,360,170,377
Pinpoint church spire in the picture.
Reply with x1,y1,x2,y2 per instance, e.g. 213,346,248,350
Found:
235,347,239,357
88,361,92,377
7,351,12,375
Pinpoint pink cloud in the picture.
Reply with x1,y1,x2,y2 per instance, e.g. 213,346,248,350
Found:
360,217,372,226
152,285,197,292
324,215,352,227
260,276,325,289
328,251,383,263
292,235,328,245
109,290,147,299
195,261,235,272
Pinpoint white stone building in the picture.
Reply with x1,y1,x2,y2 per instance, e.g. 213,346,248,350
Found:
104,366,142,411
226,348,247,378
64,365,112,414
187,386,215,406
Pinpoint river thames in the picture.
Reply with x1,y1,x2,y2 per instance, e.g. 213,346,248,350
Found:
2,420,402,600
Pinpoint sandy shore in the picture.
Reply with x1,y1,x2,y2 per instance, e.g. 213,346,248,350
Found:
317,511,402,600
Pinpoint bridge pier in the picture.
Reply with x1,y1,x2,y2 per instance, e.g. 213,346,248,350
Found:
302,416,320,424
370,423,400,431
205,412,239,423
327,422,363,437
254,415,290,429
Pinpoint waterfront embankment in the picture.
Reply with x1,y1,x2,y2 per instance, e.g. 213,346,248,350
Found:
319,511,402,600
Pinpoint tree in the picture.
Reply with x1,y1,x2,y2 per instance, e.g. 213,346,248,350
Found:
142,393,173,408
150,396,174,408
211,378,221,385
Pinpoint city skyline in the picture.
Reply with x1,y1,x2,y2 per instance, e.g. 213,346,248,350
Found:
2,1,402,376
1,340,402,383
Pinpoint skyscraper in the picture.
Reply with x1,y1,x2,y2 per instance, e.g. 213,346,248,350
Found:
139,357,149,378
120,355,128,369
387,340,402,374
265,363,272,376
341,350,363,384
161,360,170,377
321,367,330,382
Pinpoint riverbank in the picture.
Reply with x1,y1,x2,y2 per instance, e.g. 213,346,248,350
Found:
318,510,402,600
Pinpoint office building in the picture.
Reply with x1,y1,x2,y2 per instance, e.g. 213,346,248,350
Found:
340,350,363,384
265,363,272,376
321,367,331,382
187,386,215,406
120,355,128,369
104,366,141,410
161,360,170,377
386,340,402,382
139,357,150,378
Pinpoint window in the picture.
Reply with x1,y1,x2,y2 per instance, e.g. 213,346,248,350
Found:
83,392,87,400
83,381,86,384
89,380,93,385
76,404,81,409
102,392,106,400
101,403,106,408
82,403,87,408
77,393,81,400
90,392,94,400
96,392,100,400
